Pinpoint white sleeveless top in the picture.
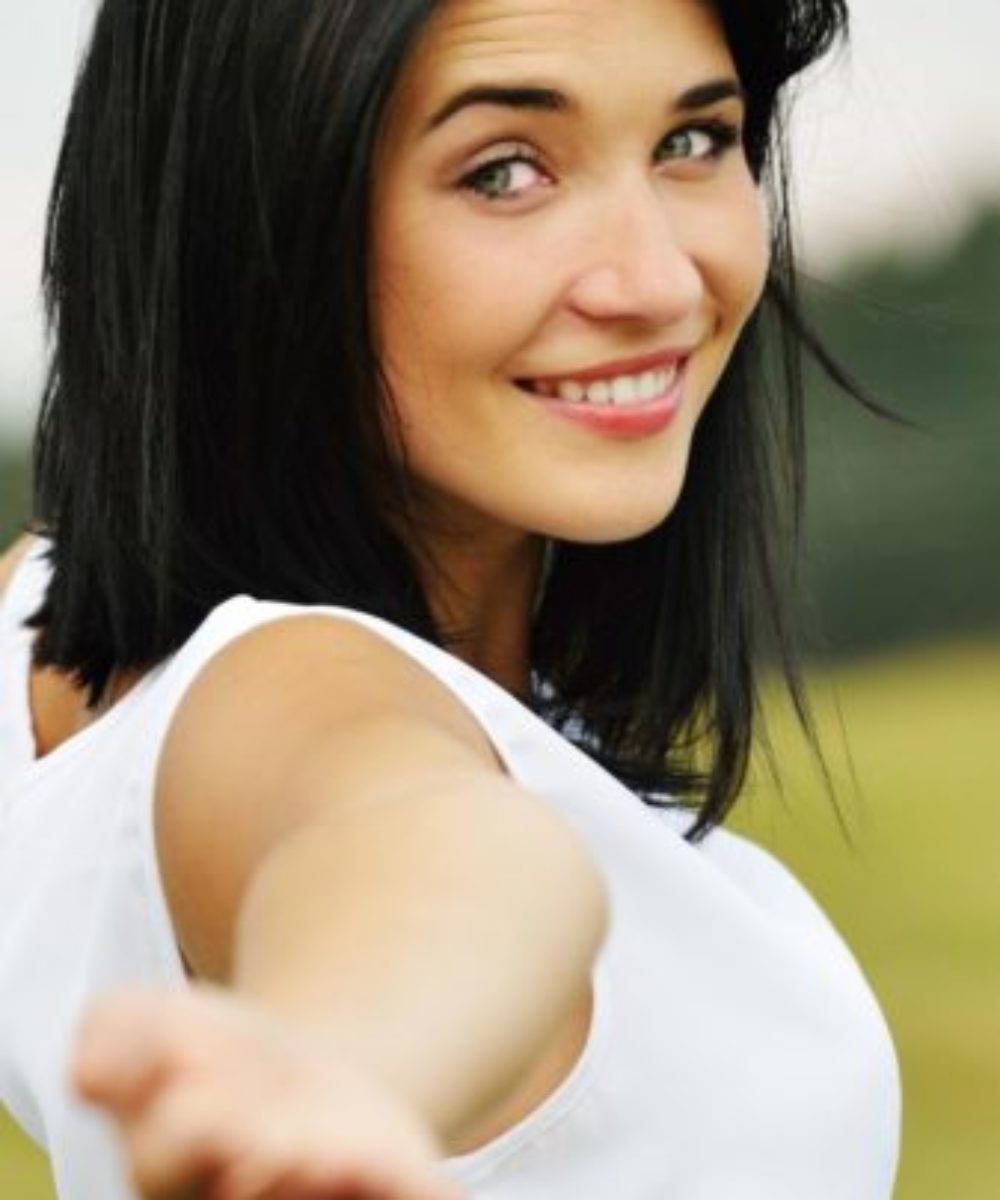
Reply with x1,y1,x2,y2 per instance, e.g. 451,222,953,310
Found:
0,542,900,1199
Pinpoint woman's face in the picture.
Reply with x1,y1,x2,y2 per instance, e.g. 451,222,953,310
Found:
373,0,768,546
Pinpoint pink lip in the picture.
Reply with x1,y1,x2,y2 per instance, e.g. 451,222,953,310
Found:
521,362,687,439
519,346,695,387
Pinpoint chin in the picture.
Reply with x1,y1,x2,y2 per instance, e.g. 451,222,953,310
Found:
539,482,687,546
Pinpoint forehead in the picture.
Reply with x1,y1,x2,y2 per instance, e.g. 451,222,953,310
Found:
423,0,612,63
398,0,733,105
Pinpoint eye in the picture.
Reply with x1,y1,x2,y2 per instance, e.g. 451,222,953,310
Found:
459,147,550,203
656,120,741,165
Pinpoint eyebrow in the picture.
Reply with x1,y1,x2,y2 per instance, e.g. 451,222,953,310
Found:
423,77,744,135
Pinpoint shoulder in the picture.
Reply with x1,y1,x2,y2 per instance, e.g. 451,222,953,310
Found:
160,609,502,804
0,535,36,600
155,608,507,978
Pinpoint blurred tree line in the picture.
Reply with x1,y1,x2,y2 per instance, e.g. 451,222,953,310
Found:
798,203,1000,658
0,204,998,660
0,442,28,547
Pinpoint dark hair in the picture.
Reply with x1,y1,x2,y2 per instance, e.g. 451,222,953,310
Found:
31,0,850,839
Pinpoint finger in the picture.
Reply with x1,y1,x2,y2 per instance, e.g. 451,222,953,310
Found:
272,1157,466,1200
121,1083,244,1200
212,1146,389,1200
212,1140,465,1200
72,990,182,1112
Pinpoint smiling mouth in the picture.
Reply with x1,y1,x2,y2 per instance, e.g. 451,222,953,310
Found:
516,362,684,408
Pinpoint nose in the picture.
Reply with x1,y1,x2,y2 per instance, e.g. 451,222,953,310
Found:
566,179,705,326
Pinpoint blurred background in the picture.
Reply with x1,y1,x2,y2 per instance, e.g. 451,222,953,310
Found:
1,0,998,1196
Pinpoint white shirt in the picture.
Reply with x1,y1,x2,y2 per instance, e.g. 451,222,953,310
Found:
0,542,901,1198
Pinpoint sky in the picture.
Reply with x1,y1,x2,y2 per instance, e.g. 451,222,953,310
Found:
2,0,999,438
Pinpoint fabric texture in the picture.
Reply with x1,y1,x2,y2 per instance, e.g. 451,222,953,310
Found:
0,542,901,1198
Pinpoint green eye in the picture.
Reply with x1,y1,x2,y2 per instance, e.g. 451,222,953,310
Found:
460,149,547,202
662,129,714,159
657,120,740,163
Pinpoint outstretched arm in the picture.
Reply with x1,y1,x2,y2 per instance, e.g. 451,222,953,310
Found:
74,615,608,1198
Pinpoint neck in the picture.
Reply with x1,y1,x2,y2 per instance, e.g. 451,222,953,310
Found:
423,531,545,701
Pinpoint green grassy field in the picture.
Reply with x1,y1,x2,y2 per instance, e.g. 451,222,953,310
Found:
2,638,998,1197
733,638,1000,1200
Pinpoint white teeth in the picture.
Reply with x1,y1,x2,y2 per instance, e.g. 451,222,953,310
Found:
527,363,681,406
587,380,612,406
611,376,638,405
557,380,586,404
638,371,660,401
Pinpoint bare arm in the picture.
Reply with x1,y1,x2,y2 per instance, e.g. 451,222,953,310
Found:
76,615,607,1196
234,757,604,1145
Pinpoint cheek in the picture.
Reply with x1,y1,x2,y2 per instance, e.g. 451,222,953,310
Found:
371,214,545,470
375,217,542,389
682,190,768,410
708,187,770,329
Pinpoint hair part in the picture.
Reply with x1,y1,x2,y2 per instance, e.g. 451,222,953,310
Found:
32,0,853,838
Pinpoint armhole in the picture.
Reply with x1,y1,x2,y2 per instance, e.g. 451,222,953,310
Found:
0,536,36,601
153,596,519,788
139,598,517,987
442,938,614,1184
139,597,614,1179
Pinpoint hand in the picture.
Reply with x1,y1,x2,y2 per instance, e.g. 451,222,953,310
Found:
72,987,467,1200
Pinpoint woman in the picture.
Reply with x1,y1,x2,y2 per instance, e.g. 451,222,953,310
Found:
0,0,901,1196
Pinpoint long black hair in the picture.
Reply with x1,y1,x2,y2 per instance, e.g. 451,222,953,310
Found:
30,0,851,838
